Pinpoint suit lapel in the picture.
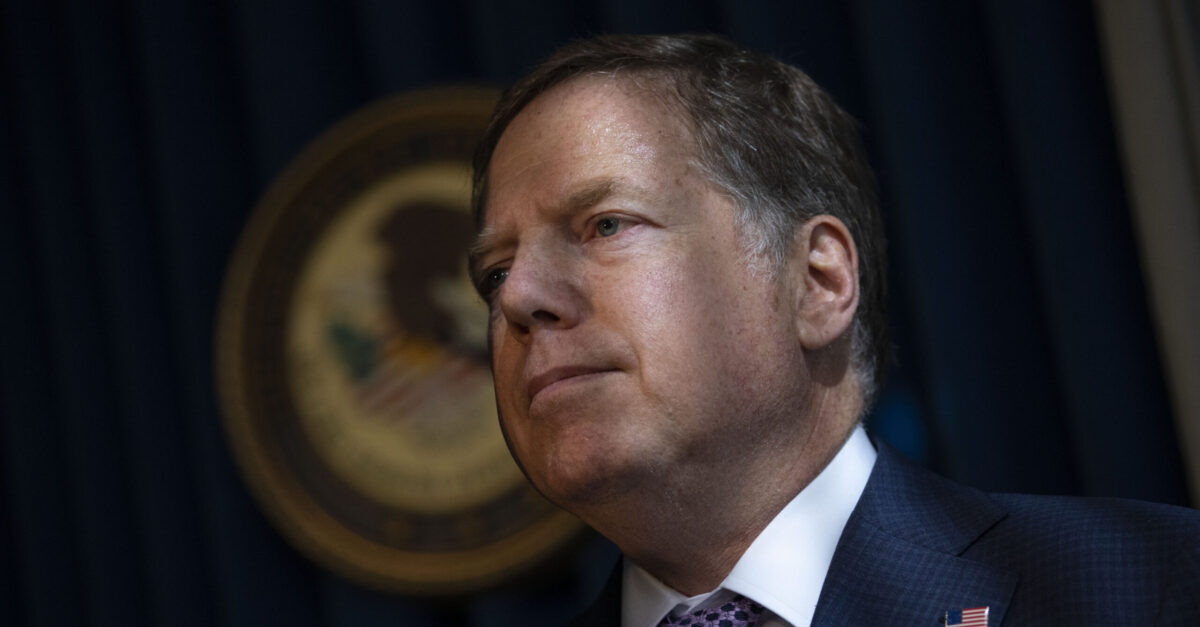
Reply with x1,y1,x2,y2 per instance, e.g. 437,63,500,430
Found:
812,444,1017,626
568,560,622,627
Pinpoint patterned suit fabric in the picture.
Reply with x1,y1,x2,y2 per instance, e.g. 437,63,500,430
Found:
570,443,1200,626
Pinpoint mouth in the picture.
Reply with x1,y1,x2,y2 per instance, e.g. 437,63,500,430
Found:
527,365,617,402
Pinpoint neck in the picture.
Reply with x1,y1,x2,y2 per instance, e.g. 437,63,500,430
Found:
582,388,861,595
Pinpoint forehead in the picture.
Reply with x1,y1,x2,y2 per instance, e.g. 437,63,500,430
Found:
501,73,688,152
481,76,696,217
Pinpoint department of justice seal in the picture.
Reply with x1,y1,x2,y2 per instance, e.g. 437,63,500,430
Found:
216,87,583,595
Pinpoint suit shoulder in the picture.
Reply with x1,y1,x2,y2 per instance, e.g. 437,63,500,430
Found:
976,492,1200,568
860,446,1199,622
984,492,1200,551
970,493,1200,620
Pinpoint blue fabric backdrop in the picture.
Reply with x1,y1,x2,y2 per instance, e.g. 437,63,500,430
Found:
0,1,1190,625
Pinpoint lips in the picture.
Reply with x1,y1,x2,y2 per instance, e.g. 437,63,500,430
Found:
527,365,616,402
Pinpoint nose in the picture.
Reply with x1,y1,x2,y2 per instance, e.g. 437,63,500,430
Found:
496,245,584,341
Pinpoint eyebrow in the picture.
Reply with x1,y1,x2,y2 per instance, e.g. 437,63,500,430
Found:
467,177,620,274
561,178,619,215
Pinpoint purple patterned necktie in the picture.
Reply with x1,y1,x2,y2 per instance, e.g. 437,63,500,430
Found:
656,594,765,627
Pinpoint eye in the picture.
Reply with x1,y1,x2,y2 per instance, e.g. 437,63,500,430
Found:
476,267,509,300
594,216,624,237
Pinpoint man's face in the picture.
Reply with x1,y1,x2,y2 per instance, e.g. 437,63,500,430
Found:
473,77,811,510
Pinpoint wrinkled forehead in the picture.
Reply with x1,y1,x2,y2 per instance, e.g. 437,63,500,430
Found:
475,73,697,224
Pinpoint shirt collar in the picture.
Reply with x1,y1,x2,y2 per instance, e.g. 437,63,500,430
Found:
621,426,877,627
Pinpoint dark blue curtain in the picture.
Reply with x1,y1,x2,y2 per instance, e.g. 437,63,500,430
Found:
0,1,1189,626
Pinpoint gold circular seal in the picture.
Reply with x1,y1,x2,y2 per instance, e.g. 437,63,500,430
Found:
216,87,582,595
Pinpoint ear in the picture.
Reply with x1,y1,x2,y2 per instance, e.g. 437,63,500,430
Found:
791,216,859,351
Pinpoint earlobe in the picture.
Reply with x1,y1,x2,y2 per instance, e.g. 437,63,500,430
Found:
793,216,859,351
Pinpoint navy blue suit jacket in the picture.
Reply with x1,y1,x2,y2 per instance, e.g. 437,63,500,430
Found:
570,444,1200,626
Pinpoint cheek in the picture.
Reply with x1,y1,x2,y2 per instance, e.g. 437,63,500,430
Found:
602,256,737,384
643,260,786,399
492,375,539,478
489,338,526,429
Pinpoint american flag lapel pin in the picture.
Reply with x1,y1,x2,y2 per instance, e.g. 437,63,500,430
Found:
940,606,989,626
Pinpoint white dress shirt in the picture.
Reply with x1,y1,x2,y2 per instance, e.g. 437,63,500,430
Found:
621,426,877,627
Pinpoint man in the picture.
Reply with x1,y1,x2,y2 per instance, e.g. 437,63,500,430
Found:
468,34,1199,626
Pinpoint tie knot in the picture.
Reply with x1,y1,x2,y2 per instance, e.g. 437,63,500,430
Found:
657,594,765,627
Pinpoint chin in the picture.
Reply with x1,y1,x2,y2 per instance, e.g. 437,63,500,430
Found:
526,439,647,511
501,402,659,509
